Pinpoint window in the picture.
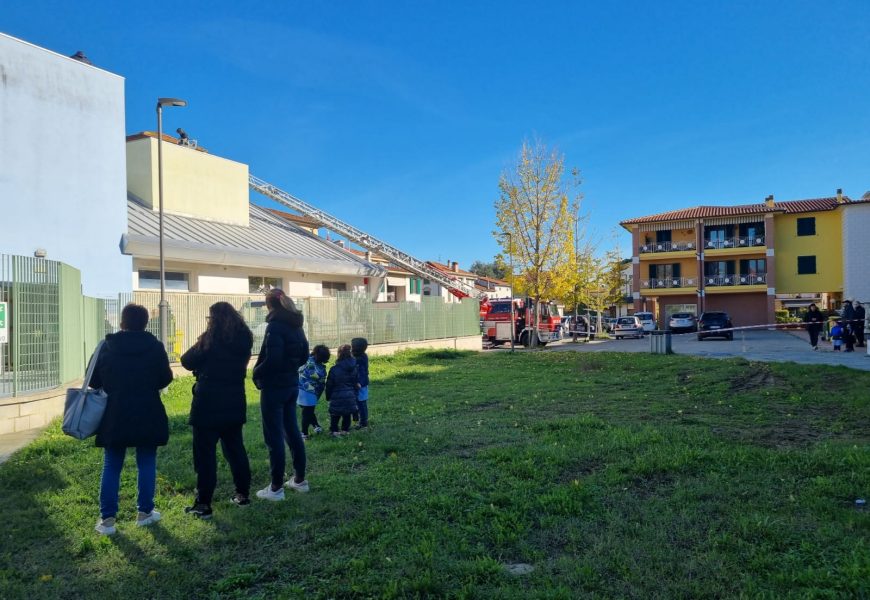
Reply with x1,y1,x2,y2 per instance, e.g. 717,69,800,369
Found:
797,255,816,274
248,276,282,294
705,261,735,277
322,281,347,297
408,278,422,294
655,230,672,243
797,217,816,236
739,259,766,275
138,270,189,291
648,263,681,280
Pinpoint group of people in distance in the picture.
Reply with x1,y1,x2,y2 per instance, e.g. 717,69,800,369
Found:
88,288,371,535
804,300,866,352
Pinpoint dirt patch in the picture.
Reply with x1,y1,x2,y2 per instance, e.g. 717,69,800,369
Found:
556,458,604,483
578,360,602,372
731,363,778,392
630,472,676,500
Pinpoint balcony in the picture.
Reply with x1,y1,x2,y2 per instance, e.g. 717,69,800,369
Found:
703,273,767,287
641,277,697,289
639,240,696,254
703,235,765,250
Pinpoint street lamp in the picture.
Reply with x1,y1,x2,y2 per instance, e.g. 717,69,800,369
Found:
500,232,515,353
156,97,187,352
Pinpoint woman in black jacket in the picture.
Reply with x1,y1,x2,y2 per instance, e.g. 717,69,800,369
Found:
252,289,310,500
181,302,254,519
804,303,825,350
90,304,174,536
325,344,359,437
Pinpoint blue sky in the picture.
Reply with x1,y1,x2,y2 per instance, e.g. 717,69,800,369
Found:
4,1,869,267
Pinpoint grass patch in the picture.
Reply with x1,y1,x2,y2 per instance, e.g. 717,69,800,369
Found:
0,350,868,598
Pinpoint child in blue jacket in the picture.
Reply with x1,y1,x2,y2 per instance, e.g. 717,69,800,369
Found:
298,345,330,439
351,337,370,429
831,321,844,351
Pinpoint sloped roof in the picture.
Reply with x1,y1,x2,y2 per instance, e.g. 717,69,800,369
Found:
428,261,477,278
620,196,855,226
268,208,322,229
476,275,509,286
122,195,385,277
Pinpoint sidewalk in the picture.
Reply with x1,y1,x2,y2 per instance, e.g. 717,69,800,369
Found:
0,427,43,465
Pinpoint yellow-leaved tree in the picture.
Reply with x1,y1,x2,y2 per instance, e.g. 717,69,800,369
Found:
494,140,580,324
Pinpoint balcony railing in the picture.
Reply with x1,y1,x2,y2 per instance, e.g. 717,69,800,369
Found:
704,273,767,287
638,240,696,253
704,235,765,250
641,277,697,289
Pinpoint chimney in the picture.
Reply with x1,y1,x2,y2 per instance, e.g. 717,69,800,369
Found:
836,188,844,203
451,261,459,272
764,194,774,208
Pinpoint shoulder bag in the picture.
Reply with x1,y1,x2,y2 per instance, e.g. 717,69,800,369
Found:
62,340,108,439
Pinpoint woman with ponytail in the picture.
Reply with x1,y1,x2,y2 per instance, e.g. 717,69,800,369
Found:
252,289,310,499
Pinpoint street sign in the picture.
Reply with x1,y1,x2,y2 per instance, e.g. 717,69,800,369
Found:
0,302,7,343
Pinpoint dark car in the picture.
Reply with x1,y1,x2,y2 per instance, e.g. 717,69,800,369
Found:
697,311,733,341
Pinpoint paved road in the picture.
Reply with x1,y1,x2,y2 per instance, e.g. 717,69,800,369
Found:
533,329,870,371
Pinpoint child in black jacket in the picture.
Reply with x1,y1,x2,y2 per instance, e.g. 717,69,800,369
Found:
351,337,370,429
325,345,358,437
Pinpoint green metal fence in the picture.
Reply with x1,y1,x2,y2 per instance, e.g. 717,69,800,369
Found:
118,291,480,362
0,251,479,397
0,255,105,398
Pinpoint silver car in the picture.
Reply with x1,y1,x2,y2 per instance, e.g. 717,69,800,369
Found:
612,316,643,339
668,312,697,333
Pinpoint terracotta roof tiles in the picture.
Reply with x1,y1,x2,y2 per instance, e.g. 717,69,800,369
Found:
620,196,854,226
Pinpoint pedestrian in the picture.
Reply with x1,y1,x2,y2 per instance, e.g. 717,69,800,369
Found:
325,344,358,437
180,302,254,519
298,344,330,439
831,320,844,352
855,301,866,348
804,303,825,351
252,289,310,500
842,300,856,352
351,337,370,429
91,303,174,535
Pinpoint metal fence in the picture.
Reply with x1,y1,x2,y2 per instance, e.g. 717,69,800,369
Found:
0,255,106,398
118,291,480,362
1,252,479,397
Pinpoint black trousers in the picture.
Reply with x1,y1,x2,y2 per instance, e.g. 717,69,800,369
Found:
808,328,820,347
856,323,866,347
192,423,251,505
330,413,351,433
845,326,856,351
300,405,321,435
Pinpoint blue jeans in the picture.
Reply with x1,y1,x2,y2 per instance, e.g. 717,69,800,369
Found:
357,400,369,426
99,446,157,518
260,386,306,489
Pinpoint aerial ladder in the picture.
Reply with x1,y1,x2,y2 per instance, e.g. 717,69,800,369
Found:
249,175,481,299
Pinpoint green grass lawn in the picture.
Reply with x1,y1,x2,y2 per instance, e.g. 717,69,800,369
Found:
0,350,868,599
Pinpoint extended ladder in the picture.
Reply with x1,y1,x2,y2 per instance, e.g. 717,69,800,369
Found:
249,175,481,299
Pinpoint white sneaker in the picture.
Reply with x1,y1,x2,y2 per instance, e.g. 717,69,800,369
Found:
285,478,310,493
95,517,116,535
136,510,161,527
256,484,285,501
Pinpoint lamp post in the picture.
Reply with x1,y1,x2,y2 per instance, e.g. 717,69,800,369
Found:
156,97,187,352
500,232,515,353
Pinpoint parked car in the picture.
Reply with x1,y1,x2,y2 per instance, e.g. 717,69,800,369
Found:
604,317,618,332
668,312,697,333
634,312,656,332
697,311,734,340
612,316,644,339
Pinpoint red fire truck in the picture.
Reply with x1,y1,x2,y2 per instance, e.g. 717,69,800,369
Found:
481,297,561,347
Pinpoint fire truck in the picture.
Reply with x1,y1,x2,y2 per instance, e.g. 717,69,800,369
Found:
481,297,561,347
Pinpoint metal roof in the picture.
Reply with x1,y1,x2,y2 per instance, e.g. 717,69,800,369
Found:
123,195,386,277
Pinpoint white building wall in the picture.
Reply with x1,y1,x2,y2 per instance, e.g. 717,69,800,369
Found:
843,203,870,303
0,33,129,295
